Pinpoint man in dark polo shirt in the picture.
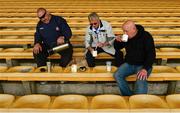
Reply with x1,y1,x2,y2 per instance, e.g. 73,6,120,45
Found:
33,8,73,67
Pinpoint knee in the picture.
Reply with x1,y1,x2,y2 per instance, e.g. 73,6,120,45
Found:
86,51,92,57
113,72,123,80
113,73,118,80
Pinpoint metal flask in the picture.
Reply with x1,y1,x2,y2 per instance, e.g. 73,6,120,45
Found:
48,43,69,54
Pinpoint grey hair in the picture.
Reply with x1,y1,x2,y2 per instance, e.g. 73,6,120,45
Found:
88,12,100,21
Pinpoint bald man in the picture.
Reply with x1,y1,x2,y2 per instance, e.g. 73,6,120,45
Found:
113,20,156,96
33,8,73,67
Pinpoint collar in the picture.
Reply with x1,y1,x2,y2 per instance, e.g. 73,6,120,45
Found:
92,26,100,34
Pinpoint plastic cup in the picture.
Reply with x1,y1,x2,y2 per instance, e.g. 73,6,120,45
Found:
46,62,51,73
122,34,128,42
71,64,77,73
92,50,97,57
106,61,112,72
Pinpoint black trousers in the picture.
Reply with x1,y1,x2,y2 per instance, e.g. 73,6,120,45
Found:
85,47,124,67
33,44,73,67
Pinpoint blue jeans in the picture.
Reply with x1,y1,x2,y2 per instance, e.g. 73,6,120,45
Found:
113,63,152,96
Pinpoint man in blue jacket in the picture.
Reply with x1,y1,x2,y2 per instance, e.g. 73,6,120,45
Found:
33,8,73,67
114,20,156,96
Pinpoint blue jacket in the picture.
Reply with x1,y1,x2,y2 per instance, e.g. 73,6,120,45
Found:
34,15,72,48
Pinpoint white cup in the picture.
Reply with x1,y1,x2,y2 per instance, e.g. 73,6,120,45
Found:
92,50,97,57
106,61,112,72
122,34,128,42
46,62,51,73
71,64,77,73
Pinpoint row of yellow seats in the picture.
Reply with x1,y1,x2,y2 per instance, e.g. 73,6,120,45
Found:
0,65,180,73
0,94,179,113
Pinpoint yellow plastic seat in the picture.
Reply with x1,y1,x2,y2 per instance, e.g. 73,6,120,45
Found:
20,36,33,39
0,66,8,72
50,94,89,113
176,66,180,72
12,94,50,109
155,48,160,52
24,48,33,52
166,94,180,109
51,95,88,109
91,95,128,109
129,94,170,113
91,66,117,73
0,94,15,108
159,47,180,52
0,94,15,113
0,48,4,51
7,66,35,73
129,94,169,109
3,48,24,52
3,36,19,39
16,28,31,31
152,66,177,73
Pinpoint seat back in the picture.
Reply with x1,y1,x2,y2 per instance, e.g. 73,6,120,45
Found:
152,66,177,73
12,94,51,108
129,94,168,109
0,94,15,108
3,48,24,52
166,94,180,108
51,95,88,109
176,66,180,72
0,48,3,51
91,95,128,109
159,47,180,52
0,66,8,72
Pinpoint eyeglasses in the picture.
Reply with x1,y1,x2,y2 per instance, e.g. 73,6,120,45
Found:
90,22,98,26
38,11,46,20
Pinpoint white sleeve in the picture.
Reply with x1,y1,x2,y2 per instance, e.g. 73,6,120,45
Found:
85,27,91,48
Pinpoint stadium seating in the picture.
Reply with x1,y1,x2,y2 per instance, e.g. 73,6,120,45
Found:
0,1,179,112
0,94,179,112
